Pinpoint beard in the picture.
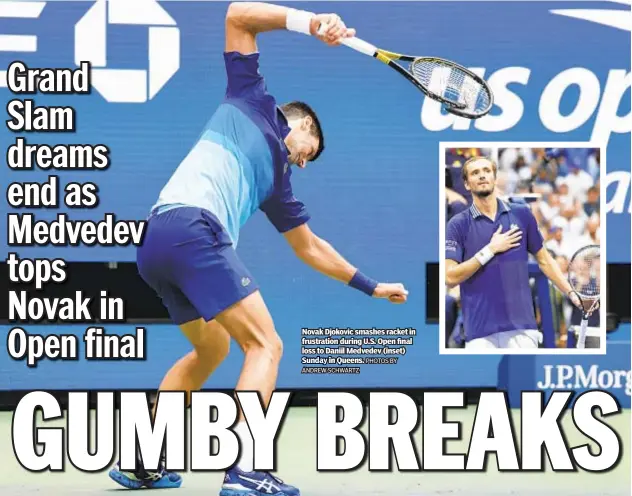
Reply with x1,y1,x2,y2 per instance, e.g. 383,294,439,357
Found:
287,146,302,165
473,186,494,198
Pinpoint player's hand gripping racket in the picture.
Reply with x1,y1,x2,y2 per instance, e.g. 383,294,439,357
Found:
319,25,494,119
568,245,600,349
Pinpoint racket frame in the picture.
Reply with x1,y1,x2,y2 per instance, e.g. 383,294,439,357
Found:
568,244,601,349
317,24,495,118
380,48,494,119
372,49,493,118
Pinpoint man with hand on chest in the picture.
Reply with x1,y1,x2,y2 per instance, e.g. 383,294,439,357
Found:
445,156,580,349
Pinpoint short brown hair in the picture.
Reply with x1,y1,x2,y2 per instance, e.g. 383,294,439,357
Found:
280,101,324,161
461,156,497,183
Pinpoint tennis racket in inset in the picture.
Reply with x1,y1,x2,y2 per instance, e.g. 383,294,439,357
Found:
321,28,494,119
568,244,600,349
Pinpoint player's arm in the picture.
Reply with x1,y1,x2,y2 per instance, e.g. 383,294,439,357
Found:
225,2,355,54
444,220,477,288
525,206,582,308
283,223,408,303
534,247,575,298
445,258,485,288
444,224,522,288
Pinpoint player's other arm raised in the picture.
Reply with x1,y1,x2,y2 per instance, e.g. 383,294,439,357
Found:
283,223,408,303
225,1,356,54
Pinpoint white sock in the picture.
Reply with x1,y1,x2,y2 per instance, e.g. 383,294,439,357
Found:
234,421,254,472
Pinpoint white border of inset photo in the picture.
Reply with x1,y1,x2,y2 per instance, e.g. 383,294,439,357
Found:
439,142,606,355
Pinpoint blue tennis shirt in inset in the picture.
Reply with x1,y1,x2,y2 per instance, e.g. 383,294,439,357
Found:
445,199,544,342
153,51,310,246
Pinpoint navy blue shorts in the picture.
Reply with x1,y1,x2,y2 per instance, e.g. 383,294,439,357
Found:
137,206,258,325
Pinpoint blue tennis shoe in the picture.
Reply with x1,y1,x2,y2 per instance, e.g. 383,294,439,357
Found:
109,457,182,489
220,466,300,496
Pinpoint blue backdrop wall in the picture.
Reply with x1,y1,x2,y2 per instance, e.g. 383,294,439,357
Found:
0,1,630,406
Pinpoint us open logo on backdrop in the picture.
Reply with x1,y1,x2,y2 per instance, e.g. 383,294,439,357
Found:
75,0,180,103
421,2,630,146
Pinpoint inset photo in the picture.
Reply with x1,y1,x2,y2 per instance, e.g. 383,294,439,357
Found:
440,144,605,354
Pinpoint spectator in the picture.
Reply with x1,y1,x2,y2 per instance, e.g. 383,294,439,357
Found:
446,164,470,221
515,180,532,195
502,160,520,194
538,192,561,225
545,148,569,177
565,148,593,171
575,215,600,247
564,164,594,203
533,166,554,194
583,186,599,217
499,147,534,172
545,226,574,259
517,158,533,184
553,182,586,239
446,196,468,222
556,181,575,209
587,149,600,181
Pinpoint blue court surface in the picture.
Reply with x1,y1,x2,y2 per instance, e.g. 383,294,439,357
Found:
0,407,629,495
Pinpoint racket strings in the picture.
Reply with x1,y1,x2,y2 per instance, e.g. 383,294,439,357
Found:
569,247,600,299
410,59,491,113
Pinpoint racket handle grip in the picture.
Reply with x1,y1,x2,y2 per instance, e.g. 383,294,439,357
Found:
576,320,588,349
316,22,376,56
340,37,377,56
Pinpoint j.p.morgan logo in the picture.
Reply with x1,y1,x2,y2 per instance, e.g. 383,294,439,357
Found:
538,365,632,396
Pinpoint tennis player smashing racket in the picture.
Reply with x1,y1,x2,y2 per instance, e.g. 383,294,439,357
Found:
568,245,601,348
109,4,407,495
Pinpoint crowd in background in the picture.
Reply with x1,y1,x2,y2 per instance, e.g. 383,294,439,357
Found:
445,147,601,348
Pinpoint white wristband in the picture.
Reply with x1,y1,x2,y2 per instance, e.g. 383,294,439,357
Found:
286,8,314,35
474,245,494,266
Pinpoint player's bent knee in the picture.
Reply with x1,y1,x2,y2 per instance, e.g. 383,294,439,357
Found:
183,320,232,367
241,329,283,362
258,332,283,361
197,331,231,362
272,332,283,359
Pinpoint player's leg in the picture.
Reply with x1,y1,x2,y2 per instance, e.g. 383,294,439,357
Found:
186,290,283,473
211,291,298,496
156,209,295,494
155,318,231,406
120,206,294,494
180,272,296,495
214,291,282,409
110,318,232,490
110,320,231,490
110,208,226,490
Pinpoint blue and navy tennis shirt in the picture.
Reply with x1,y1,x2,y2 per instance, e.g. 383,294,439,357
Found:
152,51,310,246
445,199,544,341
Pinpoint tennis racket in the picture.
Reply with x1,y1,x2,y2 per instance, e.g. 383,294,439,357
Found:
568,244,600,349
320,27,494,119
